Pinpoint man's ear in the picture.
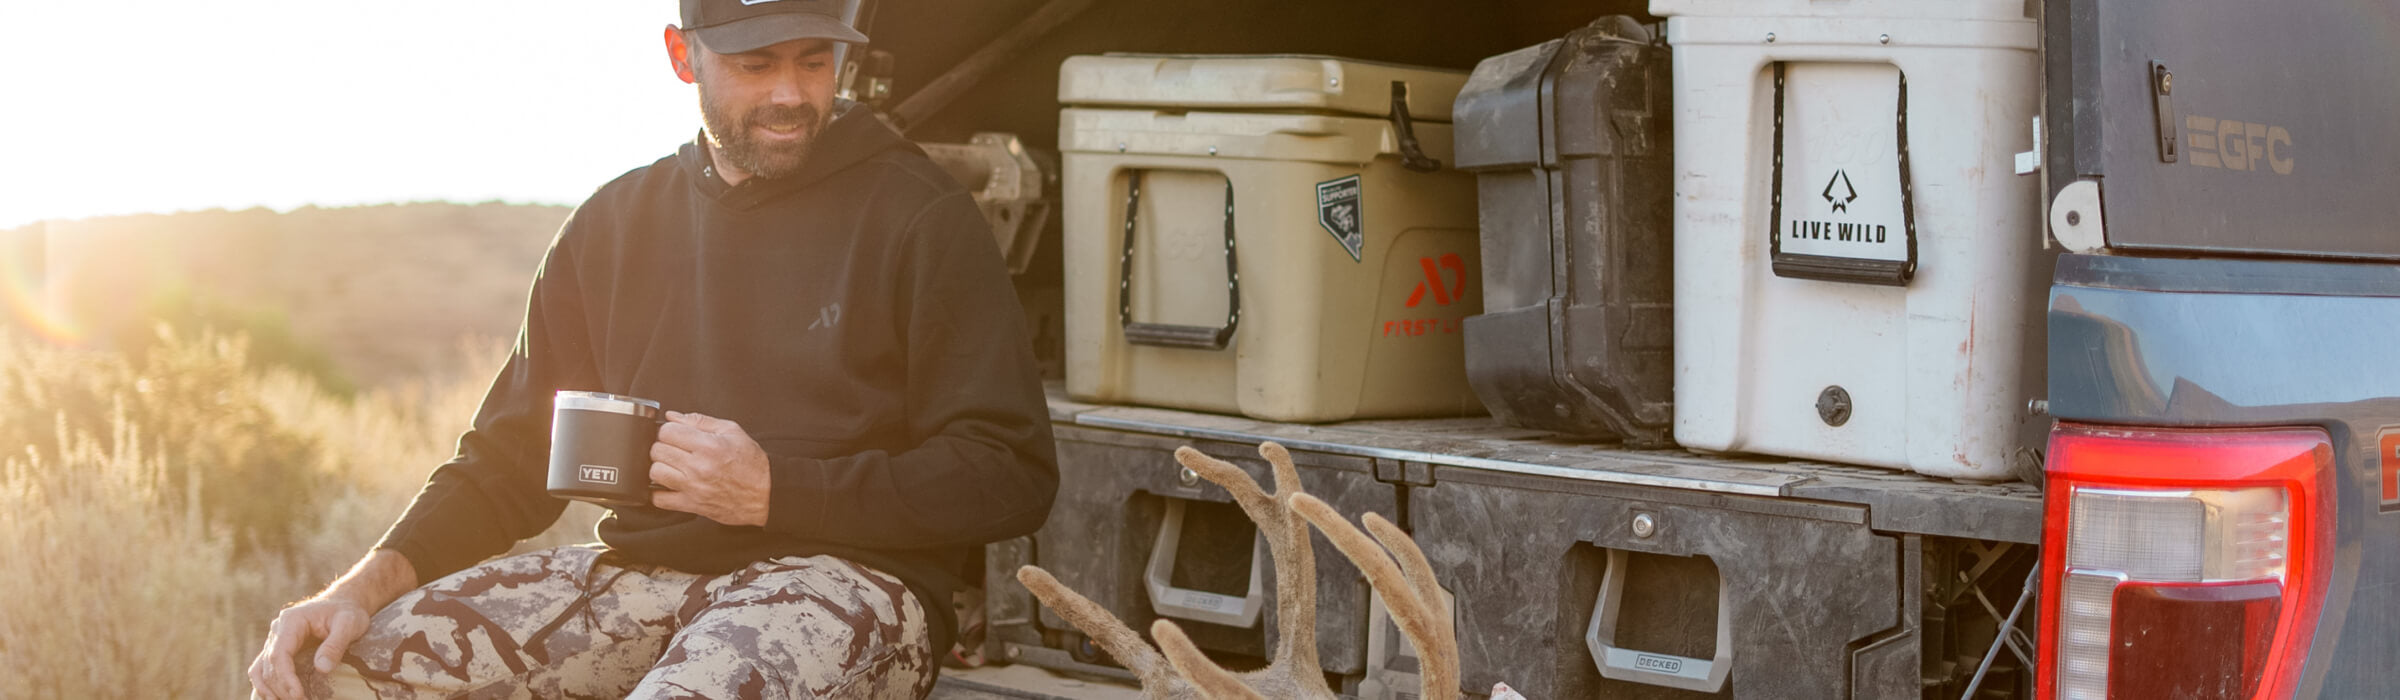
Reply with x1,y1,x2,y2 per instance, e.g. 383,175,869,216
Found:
664,25,697,84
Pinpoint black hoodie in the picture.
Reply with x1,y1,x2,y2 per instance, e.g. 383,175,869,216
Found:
376,101,1059,654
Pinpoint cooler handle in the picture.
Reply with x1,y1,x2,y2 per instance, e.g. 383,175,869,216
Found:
1143,499,1268,628
1584,549,1734,693
1118,170,1242,350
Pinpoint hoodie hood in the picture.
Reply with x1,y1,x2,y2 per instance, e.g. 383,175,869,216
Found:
677,99,922,209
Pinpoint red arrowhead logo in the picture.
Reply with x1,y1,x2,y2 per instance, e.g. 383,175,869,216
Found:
1406,253,1467,308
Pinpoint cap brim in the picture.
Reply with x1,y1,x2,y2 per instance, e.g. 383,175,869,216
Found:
691,13,870,54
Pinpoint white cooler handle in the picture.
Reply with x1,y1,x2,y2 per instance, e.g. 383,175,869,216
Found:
1117,171,1242,350
1144,499,1267,628
1584,549,1734,693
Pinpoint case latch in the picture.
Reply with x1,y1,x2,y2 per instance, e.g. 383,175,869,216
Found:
2151,61,2178,164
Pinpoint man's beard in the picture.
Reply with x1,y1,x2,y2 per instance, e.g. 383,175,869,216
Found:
699,86,824,180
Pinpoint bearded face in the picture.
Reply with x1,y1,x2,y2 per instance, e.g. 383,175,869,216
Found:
699,81,824,180
686,37,839,182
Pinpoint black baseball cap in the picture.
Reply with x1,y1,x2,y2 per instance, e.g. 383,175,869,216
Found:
679,0,869,54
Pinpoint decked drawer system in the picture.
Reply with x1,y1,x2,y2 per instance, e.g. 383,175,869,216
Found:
989,390,2043,699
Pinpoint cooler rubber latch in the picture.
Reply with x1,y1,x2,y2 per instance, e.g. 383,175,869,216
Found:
1390,81,1444,173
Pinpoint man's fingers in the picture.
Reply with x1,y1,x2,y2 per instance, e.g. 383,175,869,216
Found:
652,489,692,515
258,618,307,699
667,410,742,435
649,439,696,468
649,461,688,491
260,641,300,700
252,641,288,700
285,663,307,700
266,615,306,660
656,421,718,453
280,614,321,698
314,610,366,673
248,645,278,700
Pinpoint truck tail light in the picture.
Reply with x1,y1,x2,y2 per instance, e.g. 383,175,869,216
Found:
2038,425,2331,700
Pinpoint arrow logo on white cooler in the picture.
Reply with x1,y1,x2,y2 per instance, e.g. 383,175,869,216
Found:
1823,170,1859,213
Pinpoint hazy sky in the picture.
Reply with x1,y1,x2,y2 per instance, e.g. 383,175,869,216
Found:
0,1,703,229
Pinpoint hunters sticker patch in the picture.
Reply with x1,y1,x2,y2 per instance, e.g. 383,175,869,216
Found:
2380,428,2400,511
1317,175,1364,262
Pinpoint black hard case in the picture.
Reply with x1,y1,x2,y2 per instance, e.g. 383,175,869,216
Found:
1454,17,1675,445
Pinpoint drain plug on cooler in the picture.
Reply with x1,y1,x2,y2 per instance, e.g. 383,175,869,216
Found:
1816,386,1853,427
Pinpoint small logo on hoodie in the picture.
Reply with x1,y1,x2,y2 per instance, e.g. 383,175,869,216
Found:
808,302,843,331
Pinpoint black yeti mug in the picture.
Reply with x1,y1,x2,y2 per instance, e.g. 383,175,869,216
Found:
547,391,664,507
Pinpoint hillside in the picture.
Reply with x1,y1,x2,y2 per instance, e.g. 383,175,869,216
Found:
9,201,568,389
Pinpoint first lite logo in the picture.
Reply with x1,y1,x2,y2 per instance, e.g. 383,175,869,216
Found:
1406,253,1467,308
579,464,621,485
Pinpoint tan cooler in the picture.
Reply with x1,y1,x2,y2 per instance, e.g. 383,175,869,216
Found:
1061,54,1483,423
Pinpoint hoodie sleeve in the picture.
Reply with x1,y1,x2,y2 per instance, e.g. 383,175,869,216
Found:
373,221,599,582
761,192,1060,550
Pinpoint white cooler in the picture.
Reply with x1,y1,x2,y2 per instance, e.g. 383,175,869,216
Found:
1060,54,1484,423
1655,0,2052,480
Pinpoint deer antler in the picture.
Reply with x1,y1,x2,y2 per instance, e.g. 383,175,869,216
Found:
1174,442,1323,678
1017,441,1465,700
1290,494,1460,700
1152,619,1267,700
1012,565,1183,688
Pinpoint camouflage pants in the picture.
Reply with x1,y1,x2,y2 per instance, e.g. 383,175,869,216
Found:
304,546,933,699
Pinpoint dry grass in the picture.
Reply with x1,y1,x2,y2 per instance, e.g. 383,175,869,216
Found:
0,330,603,698
0,203,599,697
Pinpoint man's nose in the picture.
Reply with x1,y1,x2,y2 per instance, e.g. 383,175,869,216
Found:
768,69,810,106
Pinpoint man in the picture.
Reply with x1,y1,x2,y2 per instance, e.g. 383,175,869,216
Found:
247,1,1058,697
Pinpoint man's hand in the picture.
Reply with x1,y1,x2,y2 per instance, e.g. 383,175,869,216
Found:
248,550,415,700
248,595,371,699
649,411,772,527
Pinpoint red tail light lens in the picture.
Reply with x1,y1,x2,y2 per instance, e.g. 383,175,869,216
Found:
2038,425,2332,700
2110,580,2281,697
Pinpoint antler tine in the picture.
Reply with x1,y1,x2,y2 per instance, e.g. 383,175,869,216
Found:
1173,447,1280,529
1151,619,1268,700
1015,566,1177,687
1258,441,1303,502
1363,513,1459,700
1255,442,1325,679
1362,514,1451,647
1289,494,1450,686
